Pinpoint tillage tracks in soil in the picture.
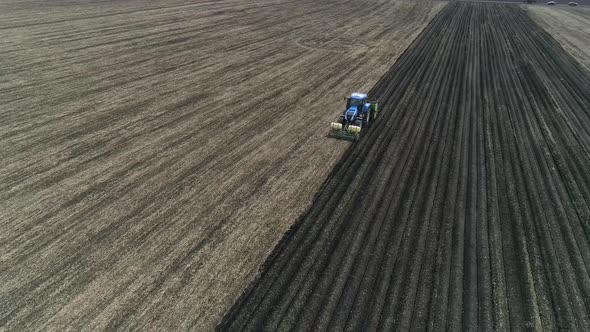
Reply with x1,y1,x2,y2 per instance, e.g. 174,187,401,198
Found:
220,2,590,331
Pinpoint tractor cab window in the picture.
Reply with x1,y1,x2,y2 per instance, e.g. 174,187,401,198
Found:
348,98,364,108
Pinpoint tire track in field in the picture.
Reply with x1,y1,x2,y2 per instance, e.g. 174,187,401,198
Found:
219,2,590,330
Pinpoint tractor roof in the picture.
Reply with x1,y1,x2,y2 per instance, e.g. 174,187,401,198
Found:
351,92,368,100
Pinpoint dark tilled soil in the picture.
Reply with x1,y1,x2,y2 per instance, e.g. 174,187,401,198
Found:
219,2,590,331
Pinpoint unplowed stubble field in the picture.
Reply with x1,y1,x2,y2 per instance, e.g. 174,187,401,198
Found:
0,0,444,330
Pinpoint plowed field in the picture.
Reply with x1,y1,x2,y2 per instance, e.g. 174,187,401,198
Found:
220,2,590,331
0,0,444,330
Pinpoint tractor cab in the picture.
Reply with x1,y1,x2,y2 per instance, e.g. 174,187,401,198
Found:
344,92,369,122
346,92,368,109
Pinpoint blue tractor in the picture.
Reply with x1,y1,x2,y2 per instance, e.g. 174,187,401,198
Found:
329,92,378,141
